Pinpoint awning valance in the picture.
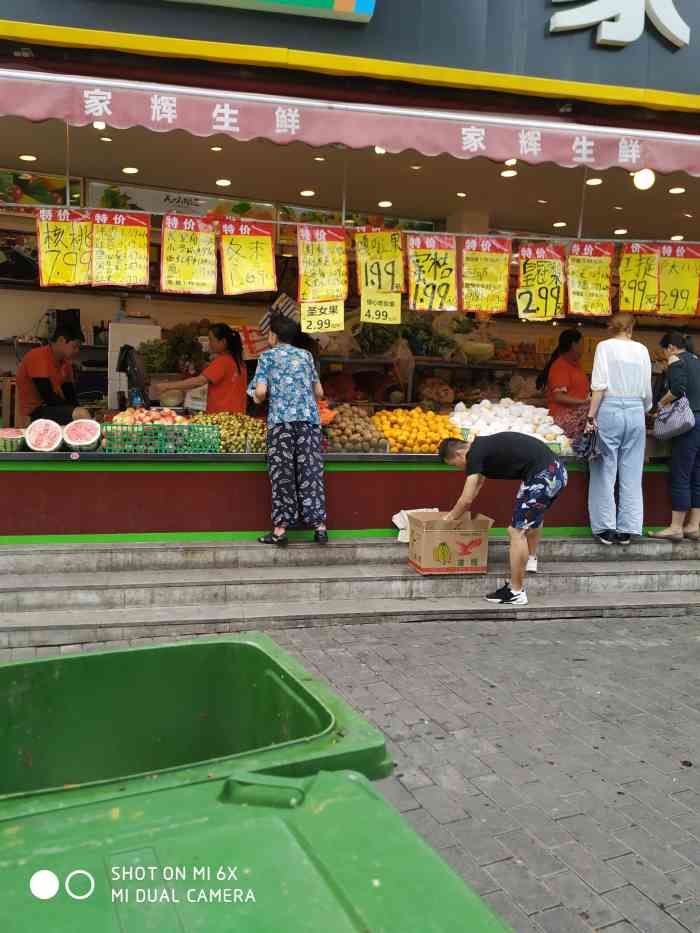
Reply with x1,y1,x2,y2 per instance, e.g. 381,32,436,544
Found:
3,67,700,175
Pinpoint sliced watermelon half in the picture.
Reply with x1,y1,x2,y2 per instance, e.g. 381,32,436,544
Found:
25,419,63,452
0,428,24,452
63,419,101,451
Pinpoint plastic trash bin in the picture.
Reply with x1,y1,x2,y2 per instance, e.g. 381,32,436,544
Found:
0,633,392,816
1,768,513,933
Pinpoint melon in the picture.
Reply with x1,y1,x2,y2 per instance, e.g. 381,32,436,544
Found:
0,428,24,452
25,419,63,452
63,419,101,451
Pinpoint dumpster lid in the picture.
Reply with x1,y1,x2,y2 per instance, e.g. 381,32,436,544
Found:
2,770,511,933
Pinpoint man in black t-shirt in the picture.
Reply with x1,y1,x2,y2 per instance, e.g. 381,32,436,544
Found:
438,433,568,606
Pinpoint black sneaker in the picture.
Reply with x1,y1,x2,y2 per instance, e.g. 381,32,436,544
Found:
485,583,528,606
594,531,616,546
616,533,632,546
314,529,329,545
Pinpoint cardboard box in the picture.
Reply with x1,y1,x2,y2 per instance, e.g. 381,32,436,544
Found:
408,511,494,575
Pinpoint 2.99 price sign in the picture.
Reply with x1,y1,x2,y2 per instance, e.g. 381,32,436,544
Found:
300,300,345,334
656,243,700,317
516,244,566,322
618,244,659,313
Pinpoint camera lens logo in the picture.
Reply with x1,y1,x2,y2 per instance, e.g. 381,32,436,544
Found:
30,870,95,901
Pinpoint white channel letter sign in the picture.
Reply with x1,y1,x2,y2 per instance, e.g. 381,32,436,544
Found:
550,0,690,48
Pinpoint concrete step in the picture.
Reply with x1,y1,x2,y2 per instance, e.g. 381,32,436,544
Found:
0,536,699,576
2,590,699,657
0,560,699,614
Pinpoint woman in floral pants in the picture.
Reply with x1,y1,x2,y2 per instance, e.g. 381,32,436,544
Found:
249,314,328,547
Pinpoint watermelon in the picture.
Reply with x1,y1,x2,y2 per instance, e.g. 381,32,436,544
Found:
63,419,101,451
0,428,24,453
25,419,63,452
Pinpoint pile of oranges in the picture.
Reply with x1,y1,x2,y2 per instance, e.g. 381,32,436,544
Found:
372,407,462,455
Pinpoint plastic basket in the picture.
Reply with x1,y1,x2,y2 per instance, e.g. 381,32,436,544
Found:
102,423,220,454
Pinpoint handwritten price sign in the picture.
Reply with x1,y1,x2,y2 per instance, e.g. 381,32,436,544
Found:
618,244,659,313
655,243,700,317
92,211,150,287
461,237,511,314
360,290,402,325
220,219,276,296
408,234,458,311
355,228,404,294
36,208,92,287
301,300,345,334
516,244,566,321
567,241,613,317
160,214,217,294
298,225,348,303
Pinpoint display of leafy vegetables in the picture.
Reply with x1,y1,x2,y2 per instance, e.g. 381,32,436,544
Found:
353,323,398,357
138,324,205,373
137,339,171,374
400,312,456,358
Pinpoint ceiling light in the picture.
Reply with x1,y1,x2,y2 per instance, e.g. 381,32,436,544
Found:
210,146,223,152
504,159,517,166
553,221,567,228
100,136,112,143
614,228,628,235
669,186,686,195
374,146,387,155
613,206,624,211
216,178,232,187
410,165,422,170
314,156,326,162
633,169,656,190
457,192,467,198
282,252,293,257
671,234,685,241
122,167,139,175
501,169,518,178
586,178,603,186
18,154,37,162
684,212,694,219
92,121,107,131
537,199,548,204
378,200,393,208
300,189,315,197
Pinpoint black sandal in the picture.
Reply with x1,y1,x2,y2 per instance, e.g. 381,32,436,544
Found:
258,532,289,548
314,529,329,545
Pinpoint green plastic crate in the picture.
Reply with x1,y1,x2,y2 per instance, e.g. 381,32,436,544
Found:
102,423,220,454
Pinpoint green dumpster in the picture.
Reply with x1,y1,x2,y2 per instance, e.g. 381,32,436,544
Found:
0,634,391,817
1,768,512,932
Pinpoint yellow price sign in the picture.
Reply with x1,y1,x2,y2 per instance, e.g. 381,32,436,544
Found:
618,244,659,313
301,300,345,334
355,229,404,294
408,234,458,311
461,237,511,313
220,219,277,296
92,211,150,287
657,244,700,316
36,208,92,287
360,290,402,325
567,242,613,317
160,214,217,295
516,244,566,321
297,225,348,303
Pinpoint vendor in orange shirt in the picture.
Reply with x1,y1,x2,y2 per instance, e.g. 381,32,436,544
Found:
154,324,247,414
16,325,90,424
536,328,590,441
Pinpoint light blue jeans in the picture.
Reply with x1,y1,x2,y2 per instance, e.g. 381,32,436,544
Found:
588,397,646,536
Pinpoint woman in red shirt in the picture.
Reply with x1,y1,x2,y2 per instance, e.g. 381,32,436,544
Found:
153,324,247,414
536,329,590,441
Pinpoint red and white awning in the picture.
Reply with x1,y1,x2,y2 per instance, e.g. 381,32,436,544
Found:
3,67,700,175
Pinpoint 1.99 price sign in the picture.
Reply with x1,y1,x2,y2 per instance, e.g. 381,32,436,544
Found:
355,229,404,294
300,300,345,334
408,234,458,312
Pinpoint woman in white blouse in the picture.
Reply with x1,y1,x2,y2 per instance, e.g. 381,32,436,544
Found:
586,314,653,546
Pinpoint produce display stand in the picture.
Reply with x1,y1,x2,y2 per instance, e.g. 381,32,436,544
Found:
0,451,672,542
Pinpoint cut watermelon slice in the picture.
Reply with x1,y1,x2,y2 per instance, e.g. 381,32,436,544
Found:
25,420,63,452
0,428,24,453
63,419,101,451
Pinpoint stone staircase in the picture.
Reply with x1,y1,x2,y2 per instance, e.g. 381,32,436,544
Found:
0,537,698,659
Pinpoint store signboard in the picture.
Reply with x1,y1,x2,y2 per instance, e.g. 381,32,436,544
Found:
88,182,274,222
161,0,376,21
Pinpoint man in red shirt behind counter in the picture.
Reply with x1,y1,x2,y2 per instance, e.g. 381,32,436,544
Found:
16,326,90,424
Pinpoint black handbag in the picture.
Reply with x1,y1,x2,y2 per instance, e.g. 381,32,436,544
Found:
573,427,601,462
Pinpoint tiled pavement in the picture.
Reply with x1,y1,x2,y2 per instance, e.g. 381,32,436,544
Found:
272,614,700,932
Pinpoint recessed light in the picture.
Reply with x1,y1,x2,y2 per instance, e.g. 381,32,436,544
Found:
282,252,294,257
100,136,112,143
684,212,694,219
537,199,548,205
614,228,628,235
671,234,685,241
586,178,603,186
18,154,37,162
505,158,517,167
374,146,387,155
633,169,656,190
457,192,467,198
378,200,393,208
553,221,567,228
210,146,223,152
410,165,422,170
122,167,139,175
501,170,518,178
669,187,686,195
314,156,326,162
300,189,315,197
92,121,107,131
216,178,232,187
613,206,624,211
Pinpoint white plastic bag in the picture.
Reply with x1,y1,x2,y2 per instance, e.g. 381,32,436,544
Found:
392,508,439,543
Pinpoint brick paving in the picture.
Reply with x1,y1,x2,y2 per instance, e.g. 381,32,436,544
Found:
273,614,700,932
